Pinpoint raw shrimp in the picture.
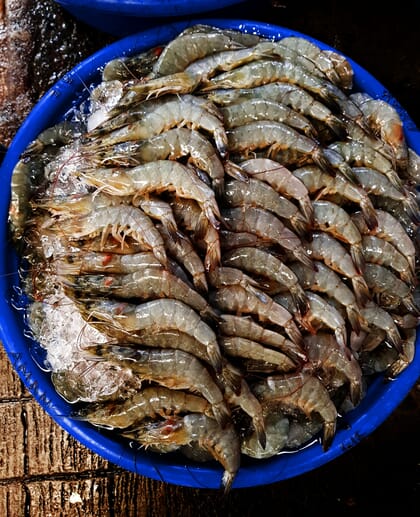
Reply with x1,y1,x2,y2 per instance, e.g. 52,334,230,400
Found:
207,82,346,139
135,196,179,240
22,120,84,157
74,386,214,429
293,165,378,230
207,266,269,303
170,198,221,272
358,300,403,353
363,262,419,314
328,140,404,192
211,284,304,347
351,166,420,224
350,92,409,170
227,120,334,176
322,49,353,90
241,410,289,459
84,345,230,427
239,157,314,224
79,160,221,231
361,234,416,286
220,98,317,137
252,372,338,451
156,223,208,293
49,205,168,267
219,314,306,364
219,336,296,372
221,206,313,268
303,332,363,405
289,260,365,334
312,200,365,274
85,94,229,157
123,412,241,493
63,267,219,322
222,246,309,314
102,45,163,81
307,231,370,307
351,209,417,276
222,178,310,238
79,298,223,375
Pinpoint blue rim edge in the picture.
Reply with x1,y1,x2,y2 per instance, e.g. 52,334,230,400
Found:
0,18,419,490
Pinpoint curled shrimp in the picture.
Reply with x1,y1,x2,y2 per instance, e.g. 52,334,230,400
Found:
79,160,221,231
239,157,314,225
123,412,241,493
303,332,363,405
222,178,310,238
293,165,378,230
222,246,309,315
84,345,230,428
221,206,313,269
252,372,338,451
241,410,289,460
210,284,304,347
79,298,224,376
312,199,365,274
207,265,269,303
307,231,370,307
358,300,403,353
73,386,214,429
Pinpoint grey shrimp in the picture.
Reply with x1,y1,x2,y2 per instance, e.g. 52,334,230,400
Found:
312,199,365,275
80,298,223,375
252,372,338,451
239,157,314,225
49,205,168,267
222,178,310,238
293,165,378,230
221,206,313,268
210,284,304,347
219,314,306,364
80,160,222,230
289,260,365,335
84,345,230,428
358,300,403,353
227,120,335,176
74,386,214,430
222,246,309,315
351,209,417,277
207,266,270,303
307,231,370,307
303,332,363,405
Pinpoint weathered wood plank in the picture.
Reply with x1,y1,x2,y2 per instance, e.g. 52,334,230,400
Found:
24,400,109,476
0,402,25,479
0,483,26,517
25,477,110,517
0,345,24,400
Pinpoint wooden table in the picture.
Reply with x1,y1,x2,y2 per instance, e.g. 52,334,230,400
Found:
1,1,419,515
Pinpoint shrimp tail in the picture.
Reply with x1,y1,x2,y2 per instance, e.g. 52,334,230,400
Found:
285,320,304,347
224,160,250,183
351,275,370,307
350,244,365,275
292,212,312,240
292,247,315,270
361,201,378,231
347,306,363,335
212,401,232,429
219,364,243,395
290,286,310,316
322,421,337,452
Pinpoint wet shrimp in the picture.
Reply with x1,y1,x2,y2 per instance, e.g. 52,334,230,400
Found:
222,246,309,315
227,120,335,176
74,386,214,430
80,298,223,375
123,412,241,493
239,157,314,225
322,49,353,90
48,205,168,267
241,410,289,459
219,336,296,373
207,266,270,302
293,165,378,230
307,231,370,307
358,300,403,353
219,314,306,364
361,235,416,286
210,284,304,347
221,206,313,268
63,267,219,322
79,160,221,231
312,200,366,275
84,345,230,428
303,332,363,405
252,372,338,451
351,209,417,277
222,178,310,238
289,260,365,335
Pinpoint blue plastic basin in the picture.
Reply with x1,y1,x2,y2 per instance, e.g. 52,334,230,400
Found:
1,19,419,490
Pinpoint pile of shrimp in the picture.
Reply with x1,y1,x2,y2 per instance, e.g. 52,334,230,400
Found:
9,23,420,492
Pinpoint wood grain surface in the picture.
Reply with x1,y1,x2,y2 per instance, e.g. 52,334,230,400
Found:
1,1,419,515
